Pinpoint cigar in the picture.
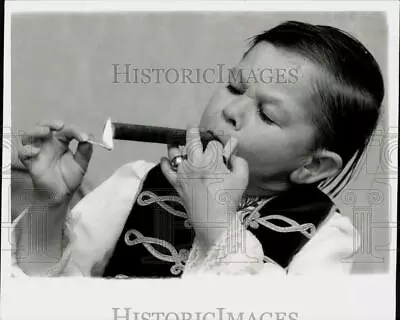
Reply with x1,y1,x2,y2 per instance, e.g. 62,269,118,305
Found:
99,118,222,151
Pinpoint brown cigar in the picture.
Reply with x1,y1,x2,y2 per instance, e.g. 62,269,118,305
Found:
100,118,221,150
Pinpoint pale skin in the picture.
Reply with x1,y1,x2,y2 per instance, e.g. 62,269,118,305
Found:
16,42,342,275
161,43,343,250
16,121,93,274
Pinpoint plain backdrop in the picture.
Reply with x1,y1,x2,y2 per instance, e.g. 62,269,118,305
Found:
11,12,391,273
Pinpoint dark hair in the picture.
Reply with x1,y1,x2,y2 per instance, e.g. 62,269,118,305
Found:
247,21,384,197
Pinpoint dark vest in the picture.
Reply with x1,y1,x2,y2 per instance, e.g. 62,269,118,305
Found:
102,164,334,278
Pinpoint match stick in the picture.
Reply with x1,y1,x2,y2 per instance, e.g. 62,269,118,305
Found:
85,139,113,151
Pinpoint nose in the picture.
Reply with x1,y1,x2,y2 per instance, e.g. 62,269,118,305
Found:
222,96,251,130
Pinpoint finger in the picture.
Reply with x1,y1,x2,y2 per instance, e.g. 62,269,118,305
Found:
167,144,182,160
185,124,203,162
160,157,178,187
55,125,89,144
222,137,239,163
21,126,51,145
18,145,41,161
204,140,223,169
74,141,93,172
230,155,249,186
36,120,64,131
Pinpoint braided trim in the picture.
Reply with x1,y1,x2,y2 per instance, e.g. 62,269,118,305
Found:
245,211,316,239
124,229,189,275
137,191,191,228
239,198,270,223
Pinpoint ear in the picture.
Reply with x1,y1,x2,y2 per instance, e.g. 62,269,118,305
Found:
290,150,343,185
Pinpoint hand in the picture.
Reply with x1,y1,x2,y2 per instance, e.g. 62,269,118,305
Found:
17,120,93,205
160,126,249,250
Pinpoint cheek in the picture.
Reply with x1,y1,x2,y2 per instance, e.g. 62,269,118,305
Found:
288,125,316,156
239,139,289,167
200,88,228,125
238,126,314,169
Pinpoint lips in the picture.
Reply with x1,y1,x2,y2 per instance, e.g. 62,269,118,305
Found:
210,129,233,147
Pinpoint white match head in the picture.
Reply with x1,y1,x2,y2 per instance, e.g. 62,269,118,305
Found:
101,118,114,150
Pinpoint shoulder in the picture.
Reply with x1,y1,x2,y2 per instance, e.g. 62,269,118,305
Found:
317,210,358,246
288,209,358,274
63,160,157,276
70,159,157,220
111,160,157,180
72,160,156,209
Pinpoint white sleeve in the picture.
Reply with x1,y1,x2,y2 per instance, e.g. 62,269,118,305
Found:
287,212,358,275
11,160,155,277
11,209,29,278
11,205,78,278
183,211,357,276
183,214,266,276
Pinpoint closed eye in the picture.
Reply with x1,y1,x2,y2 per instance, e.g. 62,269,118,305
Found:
226,84,243,95
257,103,275,125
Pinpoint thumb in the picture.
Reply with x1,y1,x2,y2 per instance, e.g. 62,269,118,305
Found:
229,155,249,186
160,157,178,187
74,141,93,172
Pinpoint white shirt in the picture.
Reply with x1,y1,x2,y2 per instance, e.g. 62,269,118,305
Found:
12,161,359,277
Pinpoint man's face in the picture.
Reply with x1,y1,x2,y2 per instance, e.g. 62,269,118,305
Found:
199,42,320,195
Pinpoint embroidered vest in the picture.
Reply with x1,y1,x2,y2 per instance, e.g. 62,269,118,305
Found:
102,164,334,278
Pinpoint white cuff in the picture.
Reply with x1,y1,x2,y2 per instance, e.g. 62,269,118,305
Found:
11,207,74,277
183,215,265,276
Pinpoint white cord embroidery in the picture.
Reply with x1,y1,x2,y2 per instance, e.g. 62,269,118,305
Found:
134,192,317,275
124,229,190,275
184,197,318,274
137,191,192,228
238,198,270,223
244,210,316,239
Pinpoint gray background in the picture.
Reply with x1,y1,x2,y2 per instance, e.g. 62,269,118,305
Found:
11,12,391,273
